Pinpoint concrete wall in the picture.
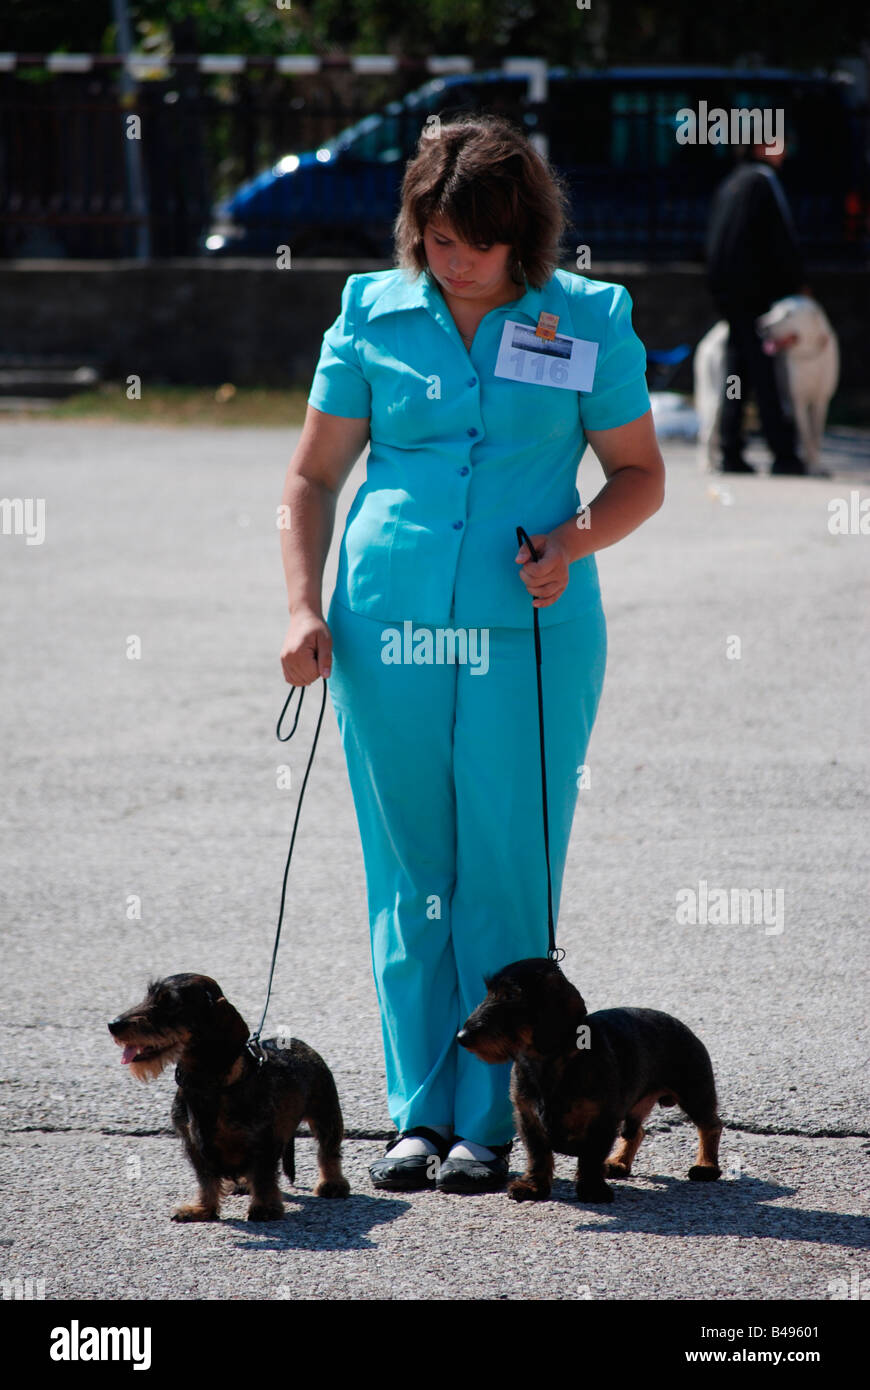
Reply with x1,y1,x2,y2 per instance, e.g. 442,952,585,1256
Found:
1,259,866,406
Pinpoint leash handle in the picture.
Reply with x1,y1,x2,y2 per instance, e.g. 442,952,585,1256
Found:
250,677,329,1046
276,684,306,742
516,526,561,964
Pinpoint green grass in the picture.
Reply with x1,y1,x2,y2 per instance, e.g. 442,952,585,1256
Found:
7,381,870,428
7,383,312,427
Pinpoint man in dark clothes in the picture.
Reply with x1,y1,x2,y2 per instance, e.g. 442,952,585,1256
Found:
706,139,807,474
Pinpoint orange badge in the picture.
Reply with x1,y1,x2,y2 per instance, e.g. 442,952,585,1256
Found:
535,312,559,340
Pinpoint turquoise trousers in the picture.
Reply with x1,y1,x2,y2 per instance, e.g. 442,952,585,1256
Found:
326,591,607,1146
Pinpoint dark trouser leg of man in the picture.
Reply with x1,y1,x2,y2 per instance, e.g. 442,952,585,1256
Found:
723,311,803,474
719,316,751,471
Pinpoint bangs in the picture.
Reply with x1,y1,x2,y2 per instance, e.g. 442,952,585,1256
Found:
426,179,516,248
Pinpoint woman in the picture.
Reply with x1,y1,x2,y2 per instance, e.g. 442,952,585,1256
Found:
279,115,665,1194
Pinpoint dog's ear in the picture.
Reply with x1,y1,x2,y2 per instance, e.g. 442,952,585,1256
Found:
546,967,587,1018
212,996,250,1047
532,970,587,1053
564,976,588,1022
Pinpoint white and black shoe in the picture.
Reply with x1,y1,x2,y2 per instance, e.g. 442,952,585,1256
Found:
435,1139,513,1193
368,1126,453,1191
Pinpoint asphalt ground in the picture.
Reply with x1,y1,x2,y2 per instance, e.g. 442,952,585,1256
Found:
1,418,868,1314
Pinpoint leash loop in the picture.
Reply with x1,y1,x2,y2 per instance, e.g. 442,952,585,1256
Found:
249,676,329,1047
276,684,305,742
516,525,559,963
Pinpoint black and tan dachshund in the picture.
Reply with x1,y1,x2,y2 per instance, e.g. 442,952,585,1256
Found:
458,958,722,1204
108,973,350,1221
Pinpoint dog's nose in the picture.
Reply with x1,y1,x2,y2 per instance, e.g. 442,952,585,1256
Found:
456,1028,471,1048
107,1018,122,1035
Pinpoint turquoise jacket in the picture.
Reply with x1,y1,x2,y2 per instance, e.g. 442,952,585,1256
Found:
308,266,651,628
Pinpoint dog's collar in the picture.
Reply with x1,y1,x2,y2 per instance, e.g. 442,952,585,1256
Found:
174,1045,255,1092
245,1037,267,1067
175,1064,212,1092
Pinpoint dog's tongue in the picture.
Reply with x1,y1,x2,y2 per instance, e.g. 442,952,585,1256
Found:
121,1046,139,1065
761,338,778,356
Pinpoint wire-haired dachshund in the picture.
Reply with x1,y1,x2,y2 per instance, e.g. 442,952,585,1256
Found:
458,958,722,1204
108,973,350,1221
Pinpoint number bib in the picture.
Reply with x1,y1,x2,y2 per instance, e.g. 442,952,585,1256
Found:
493,319,598,392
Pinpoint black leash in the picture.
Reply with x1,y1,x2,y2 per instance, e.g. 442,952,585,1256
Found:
516,526,563,965
247,676,328,1059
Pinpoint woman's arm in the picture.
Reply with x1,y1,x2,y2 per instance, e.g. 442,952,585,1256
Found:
516,408,665,607
279,404,369,683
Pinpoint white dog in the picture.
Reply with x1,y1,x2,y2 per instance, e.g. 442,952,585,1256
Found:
694,295,839,474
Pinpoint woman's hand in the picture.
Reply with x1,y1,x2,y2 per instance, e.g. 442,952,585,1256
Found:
280,606,332,687
515,533,572,608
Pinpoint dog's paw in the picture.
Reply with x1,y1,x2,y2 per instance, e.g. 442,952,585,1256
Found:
688,1164,721,1182
603,1160,631,1179
576,1181,614,1204
171,1204,219,1222
247,1201,285,1222
315,1177,350,1198
507,1177,550,1203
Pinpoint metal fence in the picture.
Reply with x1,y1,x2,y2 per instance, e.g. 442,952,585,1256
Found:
1,59,414,257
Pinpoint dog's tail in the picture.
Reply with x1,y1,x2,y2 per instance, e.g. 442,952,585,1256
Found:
282,1135,296,1185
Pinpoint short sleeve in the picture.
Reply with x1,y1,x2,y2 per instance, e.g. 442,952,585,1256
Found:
579,284,650,431
307,274,372,419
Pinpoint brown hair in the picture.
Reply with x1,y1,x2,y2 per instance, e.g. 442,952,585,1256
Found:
393,113,569,290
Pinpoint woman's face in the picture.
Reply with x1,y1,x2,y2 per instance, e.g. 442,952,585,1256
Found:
422,216,516,303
